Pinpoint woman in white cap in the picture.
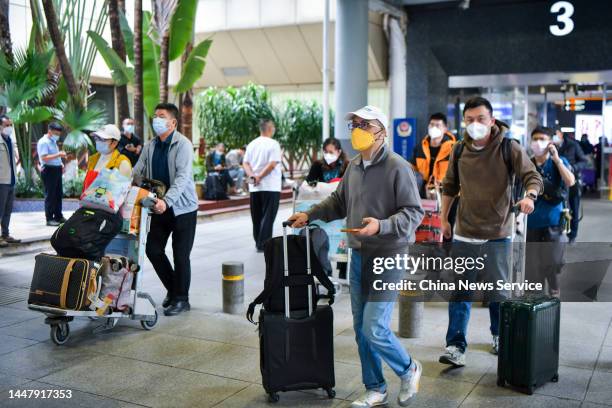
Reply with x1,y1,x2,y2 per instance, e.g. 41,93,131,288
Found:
87,124,132,178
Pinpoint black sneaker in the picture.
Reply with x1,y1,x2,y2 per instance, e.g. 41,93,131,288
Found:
1,235,20,244
46,220,61,227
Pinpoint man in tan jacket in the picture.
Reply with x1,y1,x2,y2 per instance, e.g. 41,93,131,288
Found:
438,97,543,367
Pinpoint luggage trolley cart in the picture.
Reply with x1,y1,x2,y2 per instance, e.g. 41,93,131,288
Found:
28,200,159,345
292,181,351,293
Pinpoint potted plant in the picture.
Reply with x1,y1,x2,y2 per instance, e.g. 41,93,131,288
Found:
193,155,206,199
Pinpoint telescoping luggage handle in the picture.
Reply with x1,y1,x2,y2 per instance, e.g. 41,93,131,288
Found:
282,220,313,319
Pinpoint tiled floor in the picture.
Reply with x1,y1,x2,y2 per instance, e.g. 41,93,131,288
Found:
0,199,611,407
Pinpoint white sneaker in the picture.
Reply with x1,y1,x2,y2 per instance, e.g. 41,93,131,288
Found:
350,390,388,408
491,335,499,355
439,345,466,367
398,359,422,406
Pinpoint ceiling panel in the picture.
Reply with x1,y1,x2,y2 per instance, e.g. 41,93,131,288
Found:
196,56,228,88
205,31,248,68
263,25,322,84
230,29,290,85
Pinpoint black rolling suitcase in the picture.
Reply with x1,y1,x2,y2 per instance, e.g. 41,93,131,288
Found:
497,295,560,394
247,222,336,403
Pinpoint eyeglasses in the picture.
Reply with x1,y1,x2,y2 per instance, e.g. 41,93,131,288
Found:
347,121,380,131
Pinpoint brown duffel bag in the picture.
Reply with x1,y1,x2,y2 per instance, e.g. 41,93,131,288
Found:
28,253,100,311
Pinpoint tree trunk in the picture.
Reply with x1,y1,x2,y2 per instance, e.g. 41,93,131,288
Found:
179,39,194,140
0,0,13,64
133,0,144,138
42,0,80,107
159,33,170,103
108,0,130,125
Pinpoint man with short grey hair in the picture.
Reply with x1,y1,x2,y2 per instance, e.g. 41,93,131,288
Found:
244,119,282,252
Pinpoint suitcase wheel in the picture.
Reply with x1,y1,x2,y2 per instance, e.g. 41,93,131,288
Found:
496,378,505,387
526,386,535,395
267,392,279,403
50,323,70,346
325,388,336,399
551,374,559,383
140,310,159,331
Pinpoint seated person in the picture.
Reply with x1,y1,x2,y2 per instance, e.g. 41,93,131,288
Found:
205,143,236,195
225,145,246,193
88,124,132,178
306,137,348,184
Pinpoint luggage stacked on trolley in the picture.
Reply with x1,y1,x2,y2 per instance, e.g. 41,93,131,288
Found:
292,180,351,292
28,171,161,345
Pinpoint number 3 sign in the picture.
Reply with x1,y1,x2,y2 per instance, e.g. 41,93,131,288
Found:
550,1,574,36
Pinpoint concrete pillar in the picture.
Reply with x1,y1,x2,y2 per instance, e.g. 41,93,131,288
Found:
388,16,407,129
398,293,424,338
222,262,244,314
334,0,369,156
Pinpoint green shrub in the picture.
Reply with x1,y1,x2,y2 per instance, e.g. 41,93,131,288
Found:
63,169,86,198
15,175,44,198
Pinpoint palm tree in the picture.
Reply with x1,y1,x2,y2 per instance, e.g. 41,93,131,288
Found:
108,0,130,124
134,0,144,138
41,0,80,107
0,0,12,64
0,49,55,187
151,0,178,103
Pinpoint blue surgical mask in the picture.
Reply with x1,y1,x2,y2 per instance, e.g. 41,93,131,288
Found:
96,140,112,155
152,118,168,136
50,134,60,142
123,125,134,134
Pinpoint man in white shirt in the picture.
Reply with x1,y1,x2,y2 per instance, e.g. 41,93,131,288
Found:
243,119,282,252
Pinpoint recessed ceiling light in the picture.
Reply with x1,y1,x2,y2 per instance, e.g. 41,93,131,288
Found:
222,67,250,77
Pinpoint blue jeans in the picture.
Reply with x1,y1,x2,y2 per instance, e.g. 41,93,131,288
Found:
350,250,412,392
445,238,511,353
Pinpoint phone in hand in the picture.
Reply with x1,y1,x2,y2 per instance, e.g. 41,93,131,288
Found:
341,228,362,234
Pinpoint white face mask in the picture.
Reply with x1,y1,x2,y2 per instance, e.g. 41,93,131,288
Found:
1,126,13,137
428,126,443,140
552,135,562,145
531,140,550,156
323,152,339,165
466,122,489,141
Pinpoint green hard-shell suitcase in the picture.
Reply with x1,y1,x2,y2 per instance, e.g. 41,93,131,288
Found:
497,295,560,394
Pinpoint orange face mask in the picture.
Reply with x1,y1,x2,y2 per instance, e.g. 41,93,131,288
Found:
351,128,376,151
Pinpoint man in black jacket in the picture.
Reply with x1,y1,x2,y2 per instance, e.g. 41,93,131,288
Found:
554,129,588,243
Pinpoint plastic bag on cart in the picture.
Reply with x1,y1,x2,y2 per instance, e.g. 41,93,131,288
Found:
99,256,134,311
119,186,154,235
80,168,131,213
295,181,348,258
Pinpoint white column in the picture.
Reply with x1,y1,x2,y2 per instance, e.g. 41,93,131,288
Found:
388,16,407,135
322,0,331,142
334,0,369,155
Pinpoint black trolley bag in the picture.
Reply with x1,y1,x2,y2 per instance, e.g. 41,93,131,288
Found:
246,221,336,403
28,253,100,311
50,207,122,261
497,295,560,394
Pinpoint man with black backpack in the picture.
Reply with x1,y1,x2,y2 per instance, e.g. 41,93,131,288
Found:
526,126,575,297
439,97,543,367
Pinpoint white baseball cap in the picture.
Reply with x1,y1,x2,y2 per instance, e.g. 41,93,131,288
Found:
345,105,389,131
92,124,121,141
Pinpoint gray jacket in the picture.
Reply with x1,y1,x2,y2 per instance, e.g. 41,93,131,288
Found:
133,130,198,216
306,144,424,251
0,135,17,185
